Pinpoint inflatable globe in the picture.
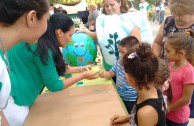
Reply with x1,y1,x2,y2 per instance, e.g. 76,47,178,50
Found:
62,32,97,66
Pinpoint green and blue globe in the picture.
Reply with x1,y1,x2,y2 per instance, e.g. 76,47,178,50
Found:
62,32,97,66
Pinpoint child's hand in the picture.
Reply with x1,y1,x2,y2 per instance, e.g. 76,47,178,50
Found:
99,70,105,78
110,115,130,125
82,70,99,80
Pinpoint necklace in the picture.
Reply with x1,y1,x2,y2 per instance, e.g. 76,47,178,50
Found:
0,37,10,73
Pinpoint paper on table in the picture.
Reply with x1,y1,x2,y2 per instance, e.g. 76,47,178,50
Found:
25,85,129,126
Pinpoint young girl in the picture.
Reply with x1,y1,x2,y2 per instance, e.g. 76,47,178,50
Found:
164,31,194,125
110,43,166,126
99,36,139,113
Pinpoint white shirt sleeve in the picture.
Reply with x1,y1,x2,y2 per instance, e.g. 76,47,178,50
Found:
0,57,11,110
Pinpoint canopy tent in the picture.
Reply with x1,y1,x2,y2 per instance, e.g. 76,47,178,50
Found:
55,0,87,14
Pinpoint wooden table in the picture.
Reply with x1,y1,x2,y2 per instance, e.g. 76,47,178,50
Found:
25,84,129,126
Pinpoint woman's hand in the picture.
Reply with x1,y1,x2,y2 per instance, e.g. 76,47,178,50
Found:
75,27,90,33
110,115,130,125
82,64,95,72
75,27,97,40
81,70,99,80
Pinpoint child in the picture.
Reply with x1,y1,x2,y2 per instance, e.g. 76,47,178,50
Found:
155,58,172,109
164,31,194,125
110,43,166,126
99,36,139,114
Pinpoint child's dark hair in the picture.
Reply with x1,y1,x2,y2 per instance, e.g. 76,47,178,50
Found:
155,58,169,86
122,42,158,90
166,31,194,66
0,0,49,26
119,36,140,49
155,58,172,102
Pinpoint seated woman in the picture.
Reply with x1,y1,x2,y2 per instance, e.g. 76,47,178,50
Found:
4,13,99,126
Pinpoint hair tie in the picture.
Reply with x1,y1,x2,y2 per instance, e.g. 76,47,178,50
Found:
128,52,141,60
185,31,190,36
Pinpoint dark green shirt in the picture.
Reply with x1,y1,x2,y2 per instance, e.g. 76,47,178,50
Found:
8,42,64,106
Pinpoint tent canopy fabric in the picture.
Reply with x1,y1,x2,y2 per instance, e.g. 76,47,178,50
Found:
55,0,87,14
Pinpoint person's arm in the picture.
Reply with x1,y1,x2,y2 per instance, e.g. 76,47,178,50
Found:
152,23,164,56
110,114,130,125
147,11,150,20
137,106,158,126
0,111,9,126
62,71,99,89
35,50,99,92
130,27,141,42
99,61,119,78
75,28,97,40
168,84,194,112
65,64,94,74
99,70,114,78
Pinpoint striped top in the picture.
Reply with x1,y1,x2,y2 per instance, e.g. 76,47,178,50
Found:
111,60,138,101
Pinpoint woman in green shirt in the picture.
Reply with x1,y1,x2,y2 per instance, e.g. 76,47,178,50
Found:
0,0,49,125
5,13,99,126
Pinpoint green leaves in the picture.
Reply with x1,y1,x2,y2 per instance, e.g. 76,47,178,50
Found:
105,46,109,49
108,39,113,45
109,51,114,54
109,34,113,38
114,32,118,40
105,32,119,57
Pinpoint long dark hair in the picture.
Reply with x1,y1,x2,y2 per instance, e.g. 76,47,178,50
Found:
0,0,49,26
36,13,74,76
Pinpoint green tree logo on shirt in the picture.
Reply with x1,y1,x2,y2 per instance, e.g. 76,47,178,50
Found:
105,32,120,60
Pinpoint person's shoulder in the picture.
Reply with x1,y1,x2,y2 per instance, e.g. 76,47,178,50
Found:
184,63,194,72
137,105,158,124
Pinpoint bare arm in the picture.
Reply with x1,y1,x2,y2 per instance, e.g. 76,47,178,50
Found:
0,111,9,126
65,64,94,74
99,70,115,78
138,106,158,126
130,27,141,42
168,84,194,112
110,114,130,125
63,71,99,89
147,11,150,21
152,23,164,56
75,28,97,40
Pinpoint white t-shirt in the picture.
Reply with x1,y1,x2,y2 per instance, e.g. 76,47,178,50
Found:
96,12,153,70
160,3,165,11
0,51,11,110
138,2,151,18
